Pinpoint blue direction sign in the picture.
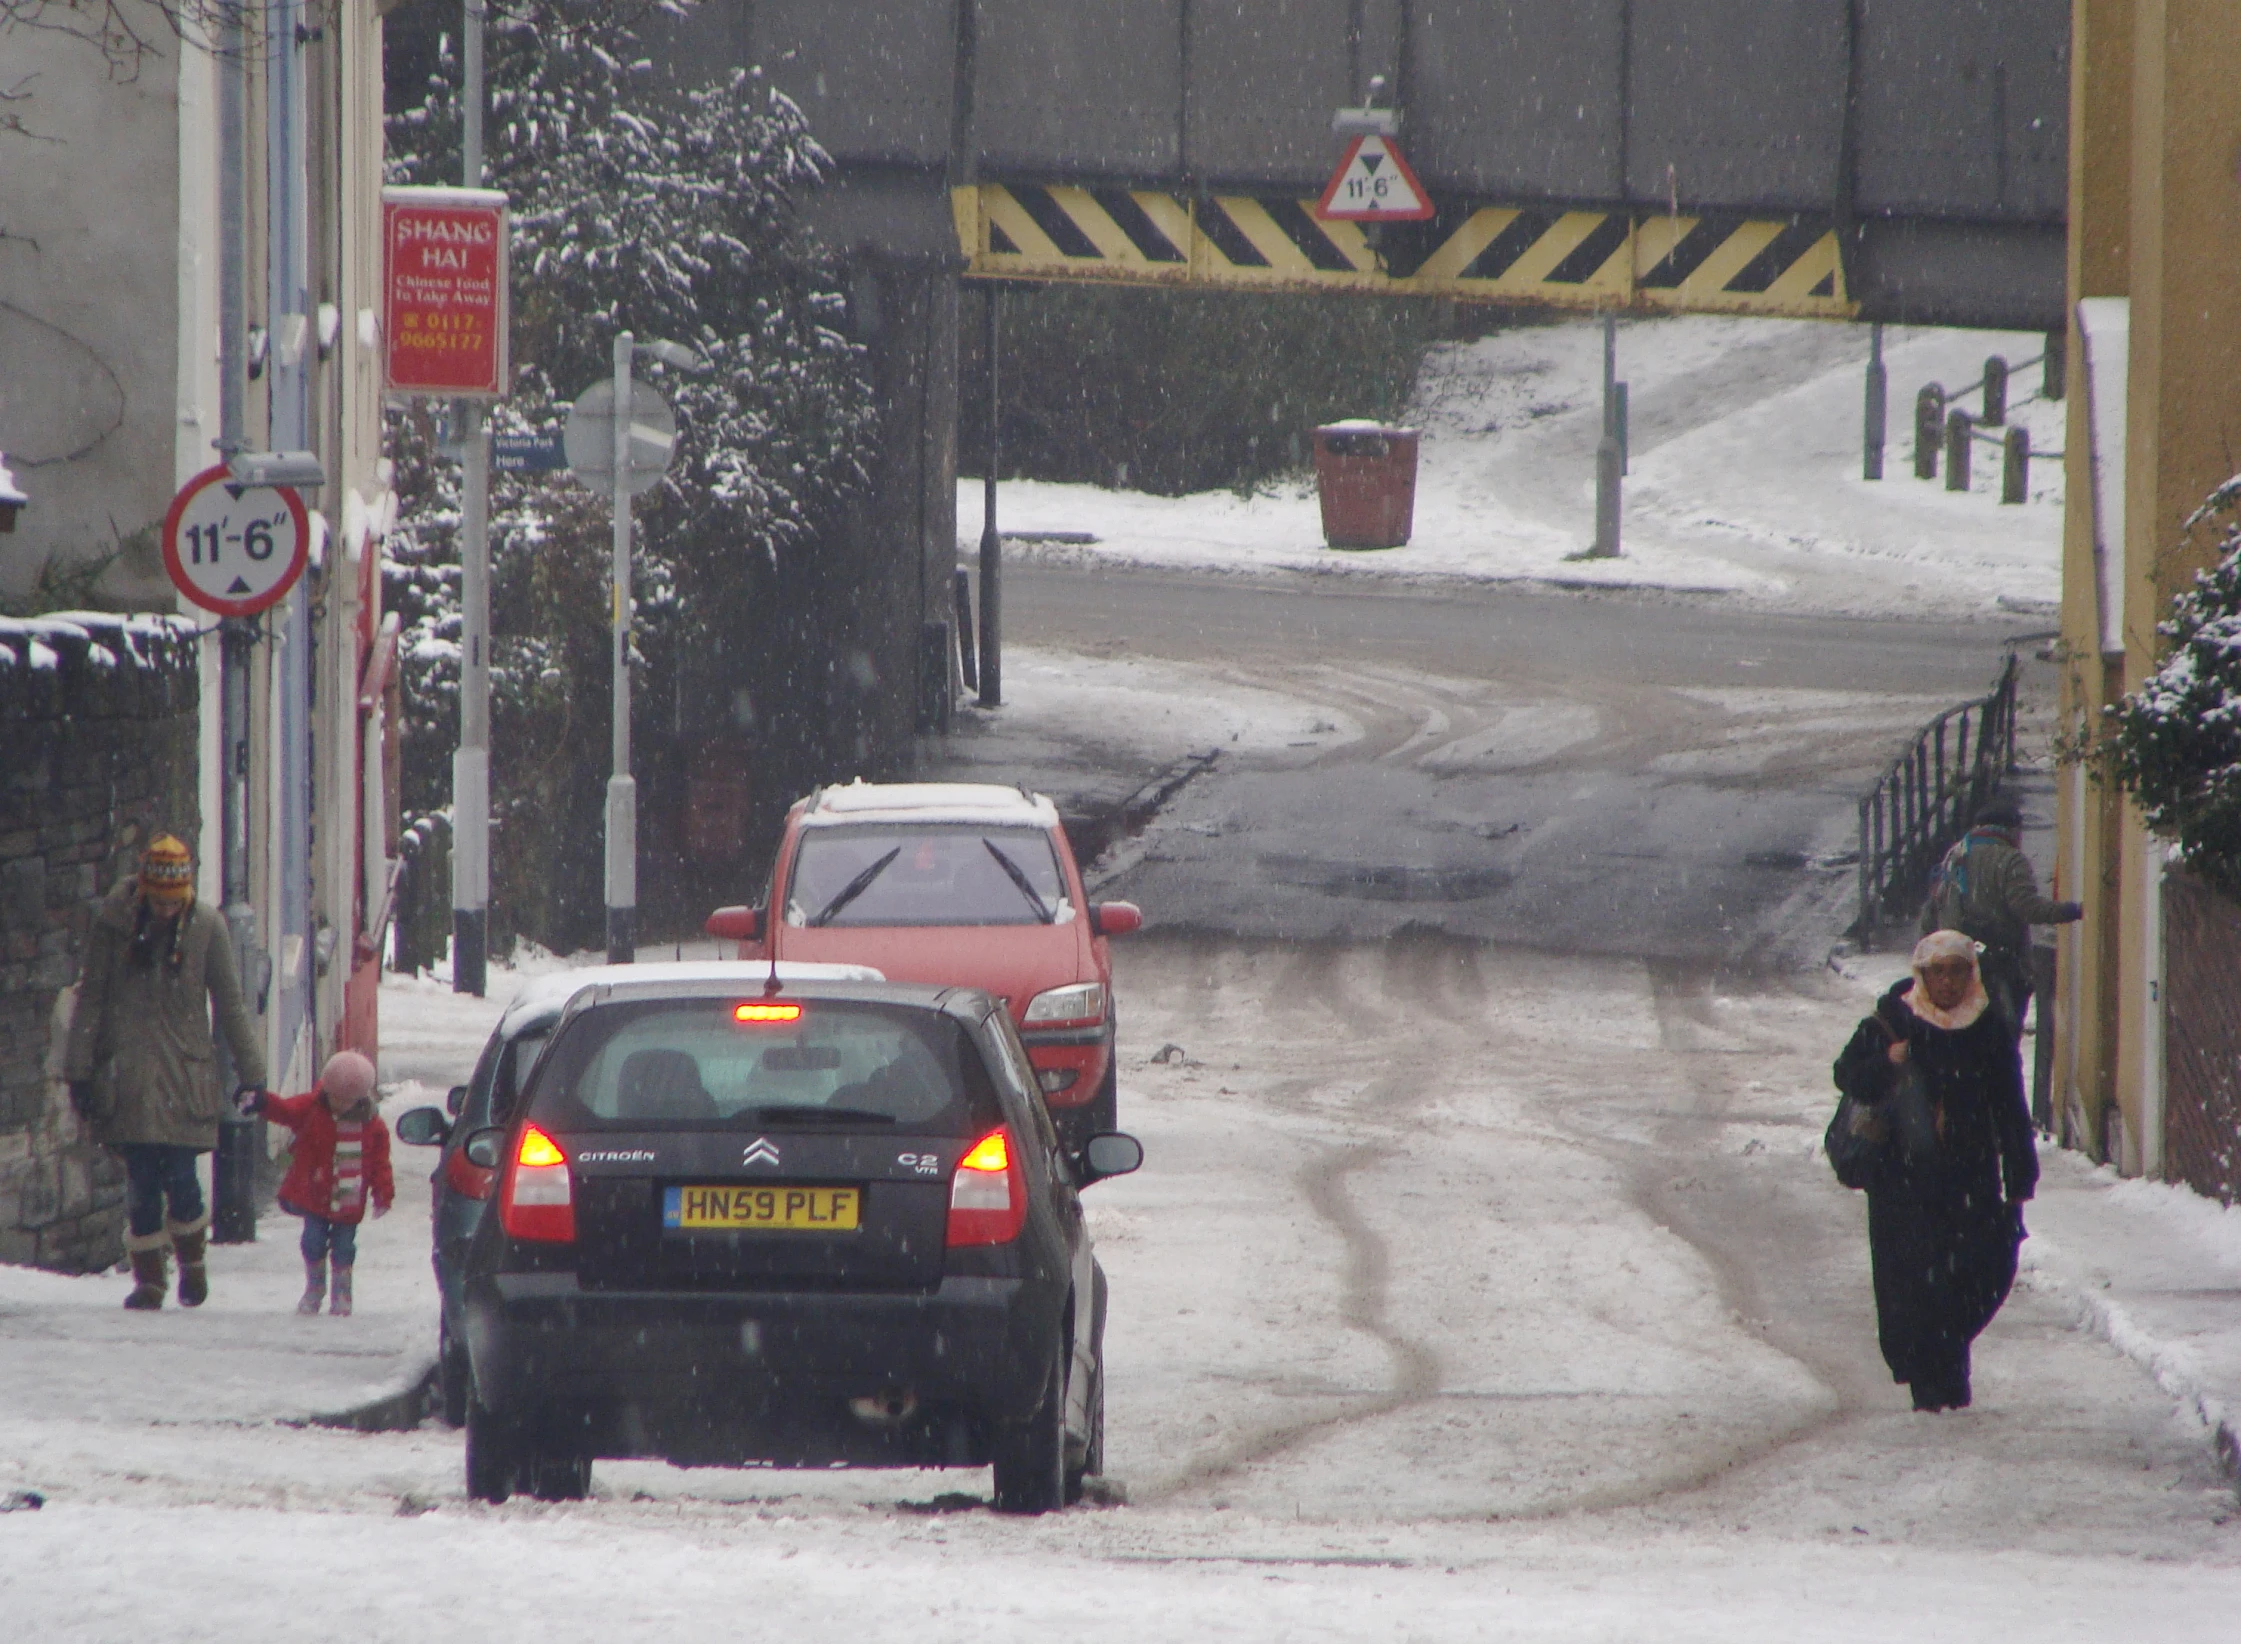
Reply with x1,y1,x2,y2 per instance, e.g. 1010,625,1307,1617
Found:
490,431,568,473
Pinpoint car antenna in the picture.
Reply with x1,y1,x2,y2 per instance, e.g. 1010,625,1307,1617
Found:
763,944,782,998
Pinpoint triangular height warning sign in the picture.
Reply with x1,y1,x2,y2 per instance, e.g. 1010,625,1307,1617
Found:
1316,135,1434,222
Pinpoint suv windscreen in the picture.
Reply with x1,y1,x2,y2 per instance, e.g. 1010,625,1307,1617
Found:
784,824,1071,928
525,998,999,1135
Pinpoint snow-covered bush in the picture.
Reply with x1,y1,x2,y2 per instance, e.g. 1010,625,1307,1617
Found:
383,4,876,953
2103,477,2241,899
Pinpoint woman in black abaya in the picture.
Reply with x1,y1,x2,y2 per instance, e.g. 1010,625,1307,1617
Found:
1833,930,2037,1411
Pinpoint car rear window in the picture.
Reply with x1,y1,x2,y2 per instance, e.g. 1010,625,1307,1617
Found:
524,998,998,1135
785,824,1072,928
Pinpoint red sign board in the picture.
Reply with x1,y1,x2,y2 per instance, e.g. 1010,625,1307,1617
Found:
381,187,509,398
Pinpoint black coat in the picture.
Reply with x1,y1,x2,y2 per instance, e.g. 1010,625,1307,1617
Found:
1833,979,2037,1386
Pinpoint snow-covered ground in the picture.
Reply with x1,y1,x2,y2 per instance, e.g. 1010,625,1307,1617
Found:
4,942,2238,1640
968,316,2063,618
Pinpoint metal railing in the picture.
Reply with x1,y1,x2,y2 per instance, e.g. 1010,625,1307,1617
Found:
1854,653,2018,946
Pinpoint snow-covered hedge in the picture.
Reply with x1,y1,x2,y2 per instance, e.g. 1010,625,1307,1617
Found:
2104,477,2241,899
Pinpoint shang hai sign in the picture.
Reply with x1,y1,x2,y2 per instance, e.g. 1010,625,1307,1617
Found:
382,186,509,398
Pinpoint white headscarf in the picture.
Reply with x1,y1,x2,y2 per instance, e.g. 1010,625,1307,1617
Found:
1906,929,1990,1031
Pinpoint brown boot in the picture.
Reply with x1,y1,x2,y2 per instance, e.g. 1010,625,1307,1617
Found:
122,1236,168,1311
170,1215,210,1308
297,1258,327,1316
329,1264,354,1317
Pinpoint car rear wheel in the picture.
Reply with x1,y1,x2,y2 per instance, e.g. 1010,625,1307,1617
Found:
523,1440,591,1502
991,1342,1067,1515
1065,1367,1104,1505
464,1386,517,1504
437,1318,469,1430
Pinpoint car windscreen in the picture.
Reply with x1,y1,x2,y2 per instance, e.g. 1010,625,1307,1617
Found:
523,998,998,1134
784,824,1071,928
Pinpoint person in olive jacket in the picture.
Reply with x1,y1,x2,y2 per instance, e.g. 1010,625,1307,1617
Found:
63,835,266,1310
1833,929,2037,1411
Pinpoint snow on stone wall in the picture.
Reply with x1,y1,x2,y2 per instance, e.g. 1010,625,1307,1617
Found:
0,612,200,1272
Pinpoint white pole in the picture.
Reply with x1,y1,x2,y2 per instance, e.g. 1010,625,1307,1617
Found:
605,333,637,963
451,0,492,994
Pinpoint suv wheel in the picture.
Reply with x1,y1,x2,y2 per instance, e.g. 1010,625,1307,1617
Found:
524,1443,592,1502
991,1343,1067,1515
464,1386,517,1504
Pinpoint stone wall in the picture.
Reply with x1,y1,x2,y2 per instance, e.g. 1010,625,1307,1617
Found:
0,612,200,1272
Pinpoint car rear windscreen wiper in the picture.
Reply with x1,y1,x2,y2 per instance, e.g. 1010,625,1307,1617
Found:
743,1106,899,1126
982,838,1054,923
808,846,901,927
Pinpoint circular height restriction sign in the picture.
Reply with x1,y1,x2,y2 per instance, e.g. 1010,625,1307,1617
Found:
161,463,311,617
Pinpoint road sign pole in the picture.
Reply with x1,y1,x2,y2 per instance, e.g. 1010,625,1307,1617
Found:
452,0,492,996
978,286,1002,708
1592,313,1622,557
606,333,637,964
1864,322,1887,481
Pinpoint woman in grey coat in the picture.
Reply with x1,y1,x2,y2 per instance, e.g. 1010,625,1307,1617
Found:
63,835,266,1309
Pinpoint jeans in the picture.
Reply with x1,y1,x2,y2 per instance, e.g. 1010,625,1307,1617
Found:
118,1144,205,1238
299,1215,358,1268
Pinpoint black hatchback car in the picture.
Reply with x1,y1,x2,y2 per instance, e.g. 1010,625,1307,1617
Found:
450,973,1141,1512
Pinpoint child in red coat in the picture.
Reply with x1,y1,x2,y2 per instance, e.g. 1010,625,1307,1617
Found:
244,1050,394,1316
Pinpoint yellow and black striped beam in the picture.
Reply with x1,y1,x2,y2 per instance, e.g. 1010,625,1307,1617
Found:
953,183,1854,320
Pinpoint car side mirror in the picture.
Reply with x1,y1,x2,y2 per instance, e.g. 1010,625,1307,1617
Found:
394,1106,452,1147
445,1083,469,1117
1077,1132,1143,1185
462,1128,504,1170
705,904,763,942
1089,901,1142,938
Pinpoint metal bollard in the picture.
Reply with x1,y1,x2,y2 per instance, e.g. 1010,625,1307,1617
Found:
1982,355,2008,426
1914,384,1945,479
1593,432,1623,556
1945,408,1974,491
2043,329,2066,401
1864,324,1887,480
2001,424,2029,504
1614,381,1629,475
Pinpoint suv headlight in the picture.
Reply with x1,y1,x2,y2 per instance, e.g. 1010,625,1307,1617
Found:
1023,982,1105,1025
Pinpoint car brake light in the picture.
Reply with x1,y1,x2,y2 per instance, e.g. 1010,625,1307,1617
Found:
734,1002,803,1023
498,1123,575,1242
946,1127,1026,1247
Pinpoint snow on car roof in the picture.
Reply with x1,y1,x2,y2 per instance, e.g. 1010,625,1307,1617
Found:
801,780,1059,828
496,960,883,1036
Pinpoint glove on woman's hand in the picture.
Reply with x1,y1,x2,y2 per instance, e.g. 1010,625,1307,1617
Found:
232,1085,265,1118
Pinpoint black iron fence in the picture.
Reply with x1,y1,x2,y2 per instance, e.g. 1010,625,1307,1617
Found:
1854,654,2019,946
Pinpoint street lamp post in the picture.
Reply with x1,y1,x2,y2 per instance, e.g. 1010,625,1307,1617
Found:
606,332,637,964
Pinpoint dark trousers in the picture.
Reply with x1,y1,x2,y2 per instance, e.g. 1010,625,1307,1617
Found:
299,1215,358,1267
117,1144,206,1238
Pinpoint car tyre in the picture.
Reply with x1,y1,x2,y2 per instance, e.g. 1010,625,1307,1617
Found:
524,1441,591,1502
1086,1055,1118,1138
464,1385,517,1504
437,1318,470,1430
1065,1366,1104,1505
991,1343,1067,1515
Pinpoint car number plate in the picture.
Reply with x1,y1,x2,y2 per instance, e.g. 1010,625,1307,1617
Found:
663,1184,861,1232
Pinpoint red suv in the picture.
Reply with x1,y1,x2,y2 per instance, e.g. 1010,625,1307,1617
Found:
707,783,1140,1148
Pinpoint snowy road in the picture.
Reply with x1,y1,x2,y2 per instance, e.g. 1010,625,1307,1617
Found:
4,939,2237,1640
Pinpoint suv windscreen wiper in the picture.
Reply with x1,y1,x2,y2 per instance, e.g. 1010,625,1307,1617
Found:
808,846,901,927
982,838,1054,923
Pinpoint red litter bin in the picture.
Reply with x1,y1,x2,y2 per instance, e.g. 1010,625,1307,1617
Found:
1313,421,1419,549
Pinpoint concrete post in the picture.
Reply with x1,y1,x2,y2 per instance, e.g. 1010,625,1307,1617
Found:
2043,328,2067,400
2002,424,2029,503
1863,323,1887,479
1982,354,2009,425
1914,384,1944,479
1944,407,1973,491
